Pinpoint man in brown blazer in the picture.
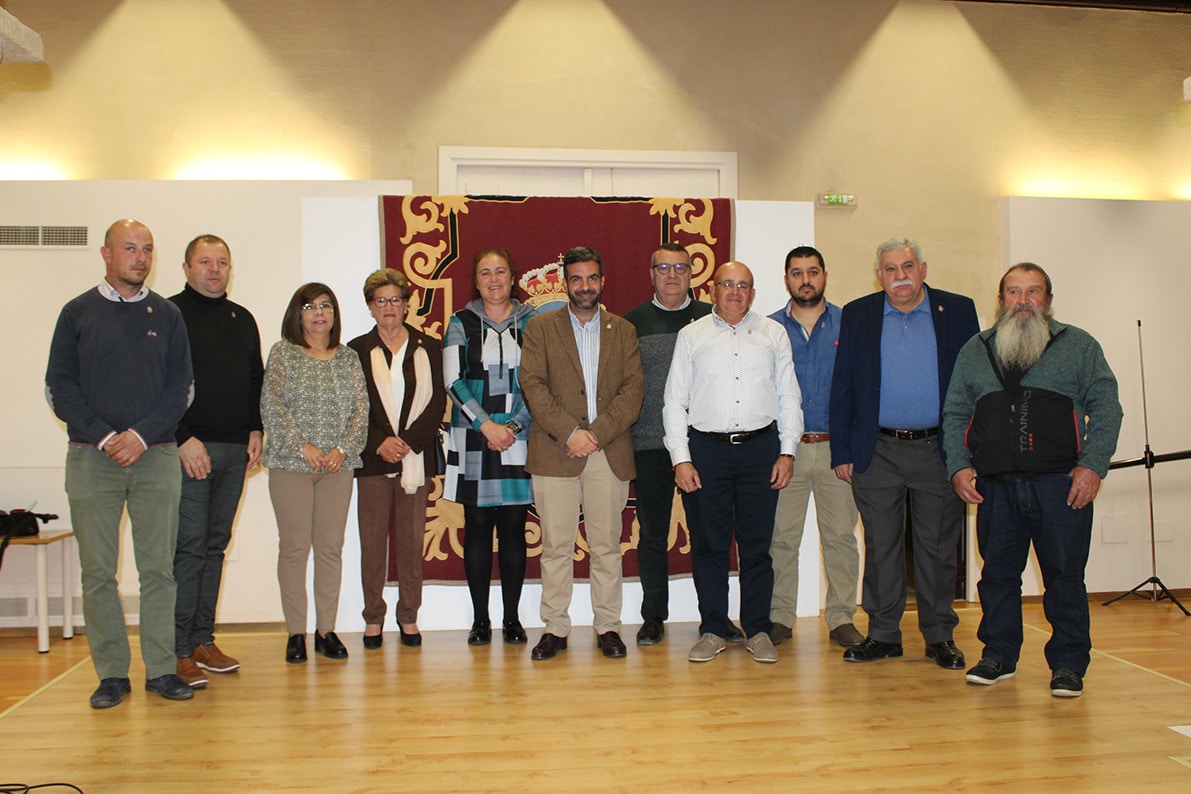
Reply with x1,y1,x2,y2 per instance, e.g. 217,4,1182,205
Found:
521,246,645,661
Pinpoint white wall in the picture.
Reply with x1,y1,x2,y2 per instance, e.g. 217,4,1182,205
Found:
1001,197,1191,596
0,180,410,628
1,186,835,633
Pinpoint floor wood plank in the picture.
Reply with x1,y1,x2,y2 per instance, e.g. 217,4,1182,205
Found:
1,600,1188,792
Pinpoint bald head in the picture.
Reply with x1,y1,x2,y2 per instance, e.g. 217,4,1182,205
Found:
101,218,155,299
712,261,755,325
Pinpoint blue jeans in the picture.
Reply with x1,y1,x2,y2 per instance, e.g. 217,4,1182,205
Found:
174,442,248,656
66,444,181,681
975,473,1093,674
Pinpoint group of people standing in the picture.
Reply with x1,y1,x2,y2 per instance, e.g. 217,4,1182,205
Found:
45,218,1121,710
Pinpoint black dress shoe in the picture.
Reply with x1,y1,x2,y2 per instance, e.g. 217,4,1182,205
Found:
502,619,527,645
531,632,567,661
399,627,422,647
315,630,348,659
285,634,307,664
723,622,745,644
598,631,627,658
843,637,904,663
636,618,665,646
468,620,492,646
926,640,966,670
362,633,383,650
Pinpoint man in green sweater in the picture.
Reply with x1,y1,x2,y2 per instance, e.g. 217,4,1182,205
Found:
942,263,1121,698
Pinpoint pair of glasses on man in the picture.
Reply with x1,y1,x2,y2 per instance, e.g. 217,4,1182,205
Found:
715,280,753,291
651,262,691,274
301,302,335,313
370,296,405,308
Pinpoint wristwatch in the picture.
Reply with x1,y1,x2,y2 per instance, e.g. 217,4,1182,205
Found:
505,420,522,434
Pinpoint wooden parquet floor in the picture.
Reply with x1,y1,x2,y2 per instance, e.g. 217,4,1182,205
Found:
0,599,1188,793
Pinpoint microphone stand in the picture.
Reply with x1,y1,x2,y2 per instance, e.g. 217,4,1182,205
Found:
1102,320,1189,615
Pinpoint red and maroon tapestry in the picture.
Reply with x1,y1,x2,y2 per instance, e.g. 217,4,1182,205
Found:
379,195,733,584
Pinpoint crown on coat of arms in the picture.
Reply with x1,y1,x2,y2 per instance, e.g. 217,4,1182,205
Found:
518,254,569,309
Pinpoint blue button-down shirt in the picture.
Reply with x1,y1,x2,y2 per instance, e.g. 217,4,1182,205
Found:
878,289,939,429
769,300,841,433
568,305,602,424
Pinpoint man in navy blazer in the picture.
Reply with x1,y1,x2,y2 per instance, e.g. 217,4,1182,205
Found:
829,238,979,670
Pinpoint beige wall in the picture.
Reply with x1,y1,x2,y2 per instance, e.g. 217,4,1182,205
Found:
2,0,1189,310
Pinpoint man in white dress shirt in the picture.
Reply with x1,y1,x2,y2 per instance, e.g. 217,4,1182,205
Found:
663,261,803,664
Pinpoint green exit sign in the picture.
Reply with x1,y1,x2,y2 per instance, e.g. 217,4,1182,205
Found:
816,193,857,208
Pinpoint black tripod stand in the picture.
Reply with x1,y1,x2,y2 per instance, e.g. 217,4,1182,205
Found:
1102,320,1189,615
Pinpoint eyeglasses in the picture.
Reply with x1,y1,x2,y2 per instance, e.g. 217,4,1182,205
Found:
371,296,405,308
301,302,335,313
715,280,753,291
652,262,691,275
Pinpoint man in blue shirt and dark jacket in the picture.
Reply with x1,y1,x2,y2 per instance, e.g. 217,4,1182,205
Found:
830,238,979,671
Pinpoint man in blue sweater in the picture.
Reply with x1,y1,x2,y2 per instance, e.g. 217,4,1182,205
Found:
169,235,263,688
46,219,195,708
943,263,1121,698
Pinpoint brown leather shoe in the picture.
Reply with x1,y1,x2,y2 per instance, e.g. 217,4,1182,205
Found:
828,623,865,648
598,631,627,658
193,642,240,673
770,623,793,646
531,633,568,661
176,657,208,689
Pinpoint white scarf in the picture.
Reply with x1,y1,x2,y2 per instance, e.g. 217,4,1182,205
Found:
371,340,434,494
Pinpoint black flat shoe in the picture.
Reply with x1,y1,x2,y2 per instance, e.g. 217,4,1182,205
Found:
926,640,965,670
502,618,527,645
399,627,422,647
843,636,903,663
315,630,348,659
362,633,383,650
285,634,307,664
468,620,492,646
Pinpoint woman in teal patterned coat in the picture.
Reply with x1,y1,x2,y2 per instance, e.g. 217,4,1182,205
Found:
443,249,536,647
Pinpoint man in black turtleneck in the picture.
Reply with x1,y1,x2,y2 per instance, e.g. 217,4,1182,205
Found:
169,234,263,689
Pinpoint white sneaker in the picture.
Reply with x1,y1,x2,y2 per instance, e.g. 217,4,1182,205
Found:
746,632,778,664
689,633,727,663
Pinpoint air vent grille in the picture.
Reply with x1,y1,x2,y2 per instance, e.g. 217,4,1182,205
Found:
0,225,89,247
41,226,88,246
0,225,40,245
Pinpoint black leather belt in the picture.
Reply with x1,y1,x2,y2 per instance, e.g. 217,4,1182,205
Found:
691,423,775,445
879,427,938,441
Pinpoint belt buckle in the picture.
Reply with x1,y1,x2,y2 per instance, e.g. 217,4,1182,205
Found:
728,432,747,444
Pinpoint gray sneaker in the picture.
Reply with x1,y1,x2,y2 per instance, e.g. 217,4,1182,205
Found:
689,633,727,662
746,632,778,664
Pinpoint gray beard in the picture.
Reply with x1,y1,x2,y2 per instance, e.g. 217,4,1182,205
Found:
994,304,1052,371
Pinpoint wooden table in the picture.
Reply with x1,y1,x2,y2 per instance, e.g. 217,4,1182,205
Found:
7,529,76,653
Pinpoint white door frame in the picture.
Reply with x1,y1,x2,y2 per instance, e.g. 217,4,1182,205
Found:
438,146,739,198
